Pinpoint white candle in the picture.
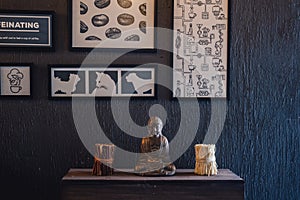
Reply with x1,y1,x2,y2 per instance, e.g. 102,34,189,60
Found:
194,144,218,176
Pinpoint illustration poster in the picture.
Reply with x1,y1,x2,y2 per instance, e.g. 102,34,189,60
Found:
173,0,228,98
71,0,155,49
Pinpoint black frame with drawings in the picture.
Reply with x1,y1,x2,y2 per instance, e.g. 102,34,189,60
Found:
48,64,157,99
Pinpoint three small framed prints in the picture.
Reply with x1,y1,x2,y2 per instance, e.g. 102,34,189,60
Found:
49,65,155,98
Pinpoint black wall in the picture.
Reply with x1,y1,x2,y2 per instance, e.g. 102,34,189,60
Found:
0,0,299,200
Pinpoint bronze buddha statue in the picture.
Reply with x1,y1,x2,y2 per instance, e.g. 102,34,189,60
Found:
134,117,176,176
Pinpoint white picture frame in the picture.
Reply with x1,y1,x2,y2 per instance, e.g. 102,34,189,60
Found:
70,0,156,49
173,0,228,98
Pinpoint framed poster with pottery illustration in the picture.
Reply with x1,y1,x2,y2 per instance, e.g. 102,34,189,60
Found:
49,64,155,97
70,0,156,49
0,64,31,96
173,0,228,98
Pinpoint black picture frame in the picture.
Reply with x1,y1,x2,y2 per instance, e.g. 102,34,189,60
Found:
0,10,54,48
0,63,32,97
49,64,156,98
69,0,157,51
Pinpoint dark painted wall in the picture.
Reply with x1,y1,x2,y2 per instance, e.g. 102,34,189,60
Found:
0,0,299,200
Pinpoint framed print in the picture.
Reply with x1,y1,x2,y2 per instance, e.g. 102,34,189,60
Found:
49,65,155,97
0,10,53,48
173,0,228,98
0,64,31,96
70,0,156,49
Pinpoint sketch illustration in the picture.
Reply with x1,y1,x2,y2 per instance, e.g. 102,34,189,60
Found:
72,0,155,49
91,72,116,96
50,66,155,97
173,0,228,98
0,65,31,96
7,68,24,93
125,72,154,95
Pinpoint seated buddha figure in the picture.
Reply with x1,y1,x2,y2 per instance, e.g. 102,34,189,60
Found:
134,117,176,176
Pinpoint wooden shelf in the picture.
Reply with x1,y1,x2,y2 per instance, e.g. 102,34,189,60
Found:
61,169,244,200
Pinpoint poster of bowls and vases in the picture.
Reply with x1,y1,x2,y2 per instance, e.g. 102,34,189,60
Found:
0,64,31,96
71,0,156,49
50,65,155,97
173,0,228,98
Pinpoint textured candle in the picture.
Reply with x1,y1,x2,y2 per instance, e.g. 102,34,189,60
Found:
194,144,218,176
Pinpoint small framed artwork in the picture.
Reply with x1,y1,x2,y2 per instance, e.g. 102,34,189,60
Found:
173,0,228,98
0,64,31,96
0,10,54,48
70,0,156,49
49,65,155,97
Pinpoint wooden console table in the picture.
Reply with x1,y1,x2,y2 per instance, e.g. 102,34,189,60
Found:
61,169,244,200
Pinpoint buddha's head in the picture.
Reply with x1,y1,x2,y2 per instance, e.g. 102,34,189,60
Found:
147,116,163,137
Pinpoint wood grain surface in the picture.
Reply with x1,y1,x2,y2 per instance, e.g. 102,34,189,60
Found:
61,169,244,200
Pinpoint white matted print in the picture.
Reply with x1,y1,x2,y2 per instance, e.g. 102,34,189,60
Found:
173,0,228,98
71,0,155,49
50,66,155,97
0,65,31,96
